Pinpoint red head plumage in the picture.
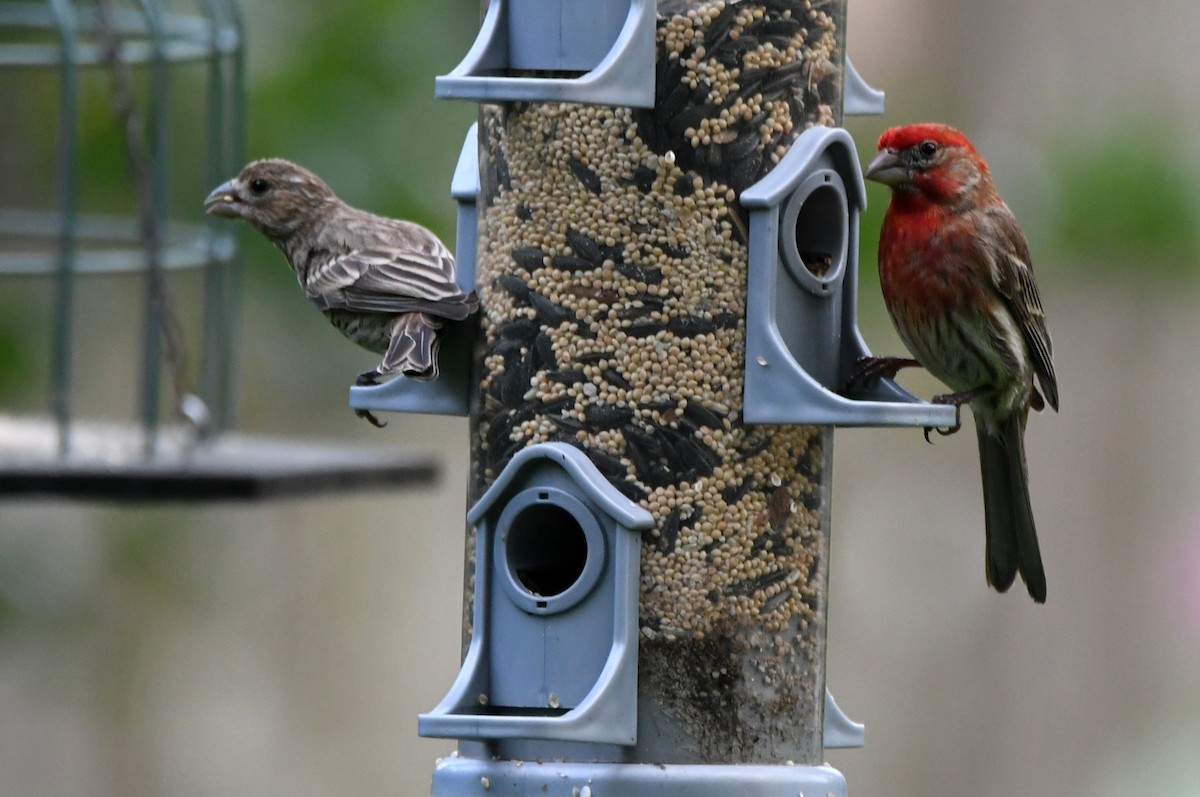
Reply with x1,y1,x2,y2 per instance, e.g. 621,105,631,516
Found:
876,123,978,157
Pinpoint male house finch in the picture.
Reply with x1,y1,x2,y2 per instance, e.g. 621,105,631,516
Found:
857,123,1058,602
205,159,478,426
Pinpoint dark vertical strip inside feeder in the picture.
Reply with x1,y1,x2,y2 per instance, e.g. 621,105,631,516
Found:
468,0,846,764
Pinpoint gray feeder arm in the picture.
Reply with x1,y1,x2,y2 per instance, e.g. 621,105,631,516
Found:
434,0,657,108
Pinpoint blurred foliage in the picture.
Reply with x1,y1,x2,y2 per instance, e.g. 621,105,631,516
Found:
1045,126,1200,276
243,0,479,234
0,309,33,401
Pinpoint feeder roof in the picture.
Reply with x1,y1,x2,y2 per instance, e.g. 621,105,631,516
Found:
467,442,654,530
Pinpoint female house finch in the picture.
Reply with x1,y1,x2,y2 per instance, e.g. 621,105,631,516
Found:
859,123,1058,602
205,159,479,426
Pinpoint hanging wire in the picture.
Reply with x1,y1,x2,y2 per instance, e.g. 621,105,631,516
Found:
46,0,81,456
94,0,205,455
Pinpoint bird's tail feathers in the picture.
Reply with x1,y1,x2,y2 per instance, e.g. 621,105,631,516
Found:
382,313,442,381
977,412,1046,602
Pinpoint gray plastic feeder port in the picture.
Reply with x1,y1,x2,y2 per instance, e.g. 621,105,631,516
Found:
435,0,656,108
419,443,651,745
348,124,479,418
741,125,956,428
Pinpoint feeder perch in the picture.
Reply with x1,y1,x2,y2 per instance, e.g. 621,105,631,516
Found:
741,125,956,428
435,0,656,108
348,124,479,418
419,442,649,745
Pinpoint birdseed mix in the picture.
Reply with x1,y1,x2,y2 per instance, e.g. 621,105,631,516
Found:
467,0,846,763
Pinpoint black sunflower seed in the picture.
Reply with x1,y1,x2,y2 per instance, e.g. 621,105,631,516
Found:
567,157,602,195
722,477,754,505
574,350,613,365
511,246,546,272
495,274,531,303
533,331,557,371
631,165,657,194
585,404,634,430
602,368,631,390
550,255,601,272
530,292,573,326
566,228,602,262
615,261,663,285
546,369,586,384
658,507,681,554
495,317,539,345
683,401,725,429
666,311,738,336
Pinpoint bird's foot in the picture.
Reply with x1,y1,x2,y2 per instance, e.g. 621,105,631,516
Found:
355,369,381,387
923,404,963,443
922,386,991,442
843,356,921,391
355,408,387,428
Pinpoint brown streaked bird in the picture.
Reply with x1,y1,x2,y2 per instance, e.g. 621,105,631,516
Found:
855,123,1057,602
205,158,478,426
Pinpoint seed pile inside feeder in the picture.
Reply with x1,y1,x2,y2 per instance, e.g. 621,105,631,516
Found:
469,0,846,763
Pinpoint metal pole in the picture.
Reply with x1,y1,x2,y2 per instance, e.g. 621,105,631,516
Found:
199,0,244,434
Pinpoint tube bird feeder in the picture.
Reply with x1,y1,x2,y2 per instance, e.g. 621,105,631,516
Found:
339,0,959,794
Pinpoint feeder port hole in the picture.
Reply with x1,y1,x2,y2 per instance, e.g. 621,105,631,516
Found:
496,487,607,614
780,170,849,294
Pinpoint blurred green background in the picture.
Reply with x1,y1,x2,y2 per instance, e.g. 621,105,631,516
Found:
2,0,1200,795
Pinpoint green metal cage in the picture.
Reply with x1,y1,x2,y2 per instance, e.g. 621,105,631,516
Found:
0,1,436,499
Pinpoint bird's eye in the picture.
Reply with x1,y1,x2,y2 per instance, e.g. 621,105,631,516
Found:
249,177,271,195
918,140,938,158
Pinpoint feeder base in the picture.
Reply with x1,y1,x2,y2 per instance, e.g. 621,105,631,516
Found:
431,755,847,797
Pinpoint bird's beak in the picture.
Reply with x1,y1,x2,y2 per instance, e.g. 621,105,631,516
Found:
204,179,243,218
863,149,909,186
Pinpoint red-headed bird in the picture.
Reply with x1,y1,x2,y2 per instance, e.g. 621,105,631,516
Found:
205,159,478,426
860,123,1057,602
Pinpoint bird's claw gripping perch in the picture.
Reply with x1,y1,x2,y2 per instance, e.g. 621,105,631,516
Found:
843,355,921,392
922,386,992,443
356,408,387,428
923,401,963,443
353,370,388,426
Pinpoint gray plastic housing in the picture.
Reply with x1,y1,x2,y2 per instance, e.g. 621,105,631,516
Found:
347,124,479,418
419,442,651,744
740,126,956,428
435,0,656,108
430,759,848,797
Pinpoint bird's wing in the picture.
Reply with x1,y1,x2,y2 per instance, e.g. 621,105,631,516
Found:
302,224,478,321
979,205,1058,411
